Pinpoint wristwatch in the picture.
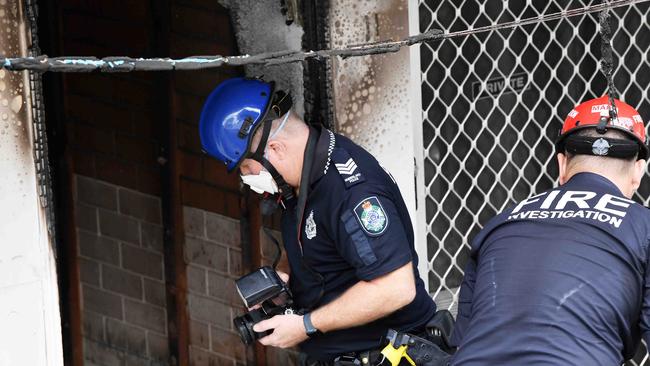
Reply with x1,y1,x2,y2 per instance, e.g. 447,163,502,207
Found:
303,312,321,337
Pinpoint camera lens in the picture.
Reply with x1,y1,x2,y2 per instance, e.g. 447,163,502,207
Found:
233,309,272,345
233,314,255,345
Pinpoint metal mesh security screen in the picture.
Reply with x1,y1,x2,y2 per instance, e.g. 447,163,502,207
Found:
419,1,650,364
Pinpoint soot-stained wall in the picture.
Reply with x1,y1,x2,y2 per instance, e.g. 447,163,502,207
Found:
328,0,429,283
218,0,306,118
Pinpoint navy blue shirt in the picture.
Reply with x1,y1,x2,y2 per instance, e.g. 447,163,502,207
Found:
282,126,436,360
451,172,650,365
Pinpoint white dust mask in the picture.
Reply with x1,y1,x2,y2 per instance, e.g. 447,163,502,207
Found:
241,169,279,194
241,111,290,195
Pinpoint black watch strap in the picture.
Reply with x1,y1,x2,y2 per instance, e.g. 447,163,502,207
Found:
303,312,320,337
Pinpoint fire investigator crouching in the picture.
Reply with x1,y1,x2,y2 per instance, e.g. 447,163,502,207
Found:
449,96,650,365
199,78,442,365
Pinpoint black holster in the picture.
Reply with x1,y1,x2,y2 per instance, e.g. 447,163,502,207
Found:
424,310,456,354
385,329,452,366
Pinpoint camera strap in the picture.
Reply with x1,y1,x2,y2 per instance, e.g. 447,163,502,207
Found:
295,127,325,310
296,127,317,254
262,227,283,269
259,126,324,310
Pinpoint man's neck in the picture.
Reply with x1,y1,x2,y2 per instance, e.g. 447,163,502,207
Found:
566,169,631,198
293,127,312,195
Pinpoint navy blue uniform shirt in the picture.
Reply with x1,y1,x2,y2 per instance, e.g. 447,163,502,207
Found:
451,172,650,365
281,126,436,361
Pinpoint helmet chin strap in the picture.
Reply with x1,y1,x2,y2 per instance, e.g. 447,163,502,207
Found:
260,156,294,202
248,113,295,206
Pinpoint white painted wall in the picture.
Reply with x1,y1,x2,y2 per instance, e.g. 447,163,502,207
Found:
329,0,428,288
0,1,63,365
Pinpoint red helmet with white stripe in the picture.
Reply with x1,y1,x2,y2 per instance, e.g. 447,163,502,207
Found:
555,96,649,160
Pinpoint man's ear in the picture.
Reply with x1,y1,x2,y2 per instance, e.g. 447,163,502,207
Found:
631,158,647,192
266,140,286,161
557,153,569,185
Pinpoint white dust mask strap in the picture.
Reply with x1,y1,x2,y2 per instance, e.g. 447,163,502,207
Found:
264,110,290,158
270,110,290,140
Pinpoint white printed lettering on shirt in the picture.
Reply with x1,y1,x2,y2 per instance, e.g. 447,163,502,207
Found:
593,194,633,217
539,190,560,209
511,192,547,214
555,190,597,210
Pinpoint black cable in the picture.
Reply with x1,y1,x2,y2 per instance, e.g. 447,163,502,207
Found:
2,0,647,73
598,1,620,124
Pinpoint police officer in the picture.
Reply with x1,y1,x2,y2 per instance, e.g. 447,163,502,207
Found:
199,77,437,364
450,96,650,365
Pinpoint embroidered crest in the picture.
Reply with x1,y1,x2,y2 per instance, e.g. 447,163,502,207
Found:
354,196,388,235
305,210,317,239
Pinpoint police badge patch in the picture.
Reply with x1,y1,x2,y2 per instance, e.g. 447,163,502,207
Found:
353,196,388,236
305,210,317,239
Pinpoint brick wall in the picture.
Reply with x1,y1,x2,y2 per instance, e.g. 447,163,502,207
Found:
58,0,243,361
61,1,241,212
61,0,163,198
54,0,302,364
72,173,294,366
171,1,242,220
183,207,299,365
183,206,251,365
75,175,168,365
259,230,300,366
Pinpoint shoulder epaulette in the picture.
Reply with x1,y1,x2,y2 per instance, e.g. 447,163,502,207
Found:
331,147,365,189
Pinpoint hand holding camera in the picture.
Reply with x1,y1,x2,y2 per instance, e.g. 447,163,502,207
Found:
233,266,301,345
253,312,308,348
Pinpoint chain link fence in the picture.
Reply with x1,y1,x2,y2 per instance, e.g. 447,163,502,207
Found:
419,1,650,364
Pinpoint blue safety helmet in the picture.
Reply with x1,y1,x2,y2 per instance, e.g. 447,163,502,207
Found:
199,77,291,172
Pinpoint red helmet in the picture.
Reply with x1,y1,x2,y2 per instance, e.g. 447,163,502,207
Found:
556,96,649,160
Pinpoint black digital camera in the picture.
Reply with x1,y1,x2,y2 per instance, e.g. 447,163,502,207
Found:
233,266,296,345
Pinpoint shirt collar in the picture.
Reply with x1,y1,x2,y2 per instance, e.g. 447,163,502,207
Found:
564,172,625,197
308,125,336,186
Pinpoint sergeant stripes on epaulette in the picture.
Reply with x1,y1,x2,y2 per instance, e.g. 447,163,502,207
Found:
335,159,358,175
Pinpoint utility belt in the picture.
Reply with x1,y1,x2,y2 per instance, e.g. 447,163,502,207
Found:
304,311,456,366
332,330,452,366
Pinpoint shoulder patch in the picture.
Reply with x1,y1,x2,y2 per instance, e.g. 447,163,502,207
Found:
354,196,388,236
332,148,365,188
